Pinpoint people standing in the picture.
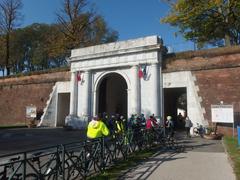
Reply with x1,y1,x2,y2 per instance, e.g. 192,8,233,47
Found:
87,115,110,139
108,115,116,135
185,116,192,138
120,115,127,132
146,116,158,130
128,114,135,130
140,114,146,128
177,112,184,129
115,116,124,134
166,116,174,138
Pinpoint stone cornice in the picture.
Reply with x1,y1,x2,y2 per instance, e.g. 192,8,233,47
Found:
70,51,160,72
69,36,162,62
70,44,162,62
69,36,163,72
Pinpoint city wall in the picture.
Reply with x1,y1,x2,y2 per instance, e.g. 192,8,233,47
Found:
1,46,240,135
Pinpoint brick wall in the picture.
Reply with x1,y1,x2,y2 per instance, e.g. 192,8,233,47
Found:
1,46,240,136
164,46,240,136
0,71,70,125
194,68,240,135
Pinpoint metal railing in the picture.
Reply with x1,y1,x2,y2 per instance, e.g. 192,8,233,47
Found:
0,128,179,179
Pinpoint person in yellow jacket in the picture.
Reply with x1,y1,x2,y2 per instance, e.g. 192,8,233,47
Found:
115,117,124,134
87,116,110,139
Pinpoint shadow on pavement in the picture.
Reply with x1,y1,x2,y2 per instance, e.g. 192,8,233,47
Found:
118,132,225,179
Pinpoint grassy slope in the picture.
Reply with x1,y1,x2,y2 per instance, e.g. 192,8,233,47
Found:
224,136,240,180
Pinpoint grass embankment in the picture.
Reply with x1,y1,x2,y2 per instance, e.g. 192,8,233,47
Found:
88,147,160,180
0,124,27,129
224,136,240,180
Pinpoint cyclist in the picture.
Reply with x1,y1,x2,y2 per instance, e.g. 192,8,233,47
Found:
166,116,174,138
115,116,124,134
146,116,158,130
87,115,110,139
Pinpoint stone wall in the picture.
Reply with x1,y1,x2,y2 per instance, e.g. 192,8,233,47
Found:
1,45,240,136
0,71,70,125
164,46,240,136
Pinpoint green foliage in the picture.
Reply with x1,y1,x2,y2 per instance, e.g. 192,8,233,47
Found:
0,124,27,129
224,136,240,179
0,35,5,67
0,0,118,76
9,23,63,73
0,0,23,75
161,0,240,47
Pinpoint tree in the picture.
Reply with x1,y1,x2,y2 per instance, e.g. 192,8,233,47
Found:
56,0,118,51
0,0,22,75
10,23,67,73
161,0,240,47
0,35,6,75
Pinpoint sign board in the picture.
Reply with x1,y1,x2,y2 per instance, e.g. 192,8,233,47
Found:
211,105,234,123
26,106,37,118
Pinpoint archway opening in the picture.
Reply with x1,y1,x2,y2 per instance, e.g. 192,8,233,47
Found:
98,73,128,118
164,87,187,130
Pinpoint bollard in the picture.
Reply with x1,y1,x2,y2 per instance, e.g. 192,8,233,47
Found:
238,126,240,146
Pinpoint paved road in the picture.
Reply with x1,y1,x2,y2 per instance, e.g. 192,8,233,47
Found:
0,127,86,156
0,128,236,180
119,136,236,180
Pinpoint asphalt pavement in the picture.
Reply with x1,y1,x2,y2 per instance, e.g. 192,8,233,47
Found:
0,127,86,156
0,128,236,180
119,135,236,180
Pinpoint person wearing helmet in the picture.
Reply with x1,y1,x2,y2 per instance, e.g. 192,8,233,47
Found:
115,115,124,134
87,115,110,139
166,116,174,138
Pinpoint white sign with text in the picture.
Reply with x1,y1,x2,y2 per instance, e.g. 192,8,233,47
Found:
26,106,37,118
211,105,234,123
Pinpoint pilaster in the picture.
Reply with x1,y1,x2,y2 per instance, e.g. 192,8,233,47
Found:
151,63,160,117
69,71,78,115
131,65,141,115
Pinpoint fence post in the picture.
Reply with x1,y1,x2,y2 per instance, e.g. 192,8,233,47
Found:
61,145,65,180
83,141,87,179
23,152,26,179
237,126,240,146
101,138,105,172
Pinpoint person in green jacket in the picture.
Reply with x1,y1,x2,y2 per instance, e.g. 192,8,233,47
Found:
87,115,110,139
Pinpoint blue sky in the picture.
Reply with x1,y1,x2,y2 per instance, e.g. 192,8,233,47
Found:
21,0,194,52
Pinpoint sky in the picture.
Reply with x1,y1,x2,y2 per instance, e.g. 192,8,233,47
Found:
21,0,194,52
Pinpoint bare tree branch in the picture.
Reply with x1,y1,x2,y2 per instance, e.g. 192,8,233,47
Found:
0,0,22,76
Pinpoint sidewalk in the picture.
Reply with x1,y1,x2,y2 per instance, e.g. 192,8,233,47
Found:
119,135,236,180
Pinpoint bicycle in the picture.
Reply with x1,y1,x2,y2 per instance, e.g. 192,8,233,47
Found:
0,156,21,180
25,150,63,180
193,123,204,138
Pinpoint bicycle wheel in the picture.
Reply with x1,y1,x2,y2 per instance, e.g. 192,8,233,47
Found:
166,136,175,150
193,127,199,136
65,156,82,180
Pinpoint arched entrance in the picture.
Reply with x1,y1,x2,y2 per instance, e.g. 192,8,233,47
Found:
97,73,128,118
164,87,187,130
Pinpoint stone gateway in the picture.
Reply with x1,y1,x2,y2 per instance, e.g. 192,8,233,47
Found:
3,35,240,135
65,36,164,128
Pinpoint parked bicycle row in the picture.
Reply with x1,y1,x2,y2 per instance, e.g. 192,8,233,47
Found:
0,127,182,180
86,112,199,141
